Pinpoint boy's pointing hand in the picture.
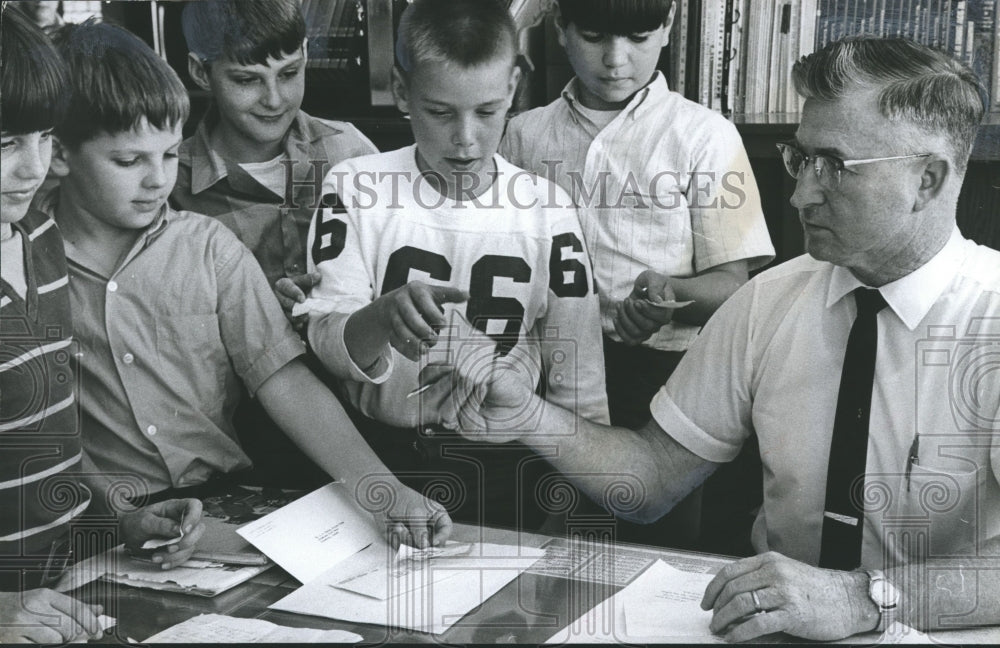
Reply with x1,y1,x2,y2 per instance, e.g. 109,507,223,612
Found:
377,281,468,361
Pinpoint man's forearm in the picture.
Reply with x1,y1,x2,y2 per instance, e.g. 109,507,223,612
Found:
501,395,717,523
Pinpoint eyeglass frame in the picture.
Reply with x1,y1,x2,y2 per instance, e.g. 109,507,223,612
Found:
775,141,931,188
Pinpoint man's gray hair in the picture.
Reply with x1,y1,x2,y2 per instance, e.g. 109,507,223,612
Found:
792,36,986,173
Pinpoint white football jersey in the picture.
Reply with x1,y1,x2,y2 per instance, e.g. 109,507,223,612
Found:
305,145,609,428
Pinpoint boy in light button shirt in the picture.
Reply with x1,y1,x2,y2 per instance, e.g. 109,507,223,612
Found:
40,19,450,549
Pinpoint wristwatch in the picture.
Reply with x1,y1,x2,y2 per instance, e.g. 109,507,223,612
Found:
865,569,900,632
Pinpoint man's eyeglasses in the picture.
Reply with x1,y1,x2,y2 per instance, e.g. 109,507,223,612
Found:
775,141,931,189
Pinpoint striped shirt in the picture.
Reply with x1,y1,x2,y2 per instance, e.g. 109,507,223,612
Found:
501,72,776,351
1,209,90,564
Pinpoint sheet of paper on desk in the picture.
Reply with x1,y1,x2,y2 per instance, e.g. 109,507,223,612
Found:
333,541,472,599
143,613,363,643
236,482,383,583
622,560,716,638
271,542,545,634
546,559,725,644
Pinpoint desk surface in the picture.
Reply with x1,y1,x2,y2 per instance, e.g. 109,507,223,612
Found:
72,524,999,645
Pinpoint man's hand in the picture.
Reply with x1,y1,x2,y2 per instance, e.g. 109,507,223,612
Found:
0,589,104,643
371,482,453,550
614,270,677,345
371,282,468,362
701,552,877,642
417,351,536,441
119,498,206,570
274,271,322,330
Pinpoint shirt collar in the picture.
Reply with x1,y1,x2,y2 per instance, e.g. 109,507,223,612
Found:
826,227,967,330
184,108,314,195
560,70,669,124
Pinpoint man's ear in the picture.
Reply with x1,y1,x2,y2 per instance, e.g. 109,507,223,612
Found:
49,136,71,178
913,157,950,212
391,67,410,114
187,53,212,92
301,37,309,65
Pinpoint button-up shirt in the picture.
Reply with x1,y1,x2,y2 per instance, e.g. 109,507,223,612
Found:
501,72,775,351
43,196,304,494
171,109,377,289
651,229,1000,568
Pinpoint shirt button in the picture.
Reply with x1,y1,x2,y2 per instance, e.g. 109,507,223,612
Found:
146,425,157,436
107,281,118,292
123,353,134,364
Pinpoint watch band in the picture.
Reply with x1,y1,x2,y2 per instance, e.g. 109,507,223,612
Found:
866,569,900,633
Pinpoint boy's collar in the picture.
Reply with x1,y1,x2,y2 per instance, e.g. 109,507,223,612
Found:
560,71,668,124
185,105,313,194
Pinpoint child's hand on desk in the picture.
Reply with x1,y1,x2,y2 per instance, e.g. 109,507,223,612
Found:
274,271,322,330
0,589,103,643
119,498,205,570
373,281,469,362
614,270,678,345
375,483,453,549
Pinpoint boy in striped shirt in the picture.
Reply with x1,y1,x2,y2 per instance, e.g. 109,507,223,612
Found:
1,10,201,643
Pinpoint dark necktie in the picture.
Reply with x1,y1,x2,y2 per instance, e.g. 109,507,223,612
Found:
819,287,888,570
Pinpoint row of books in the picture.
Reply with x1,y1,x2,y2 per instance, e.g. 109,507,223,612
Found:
669,0,1000,115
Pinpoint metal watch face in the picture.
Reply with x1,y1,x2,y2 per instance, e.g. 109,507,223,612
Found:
870,576,900,609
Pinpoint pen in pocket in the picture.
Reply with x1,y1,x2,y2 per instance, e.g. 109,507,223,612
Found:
905,433,920,492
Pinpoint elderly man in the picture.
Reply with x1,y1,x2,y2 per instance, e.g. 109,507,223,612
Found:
425,35,1000,641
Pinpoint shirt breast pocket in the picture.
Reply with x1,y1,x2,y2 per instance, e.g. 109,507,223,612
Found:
898,459,985,557
155,313,229,413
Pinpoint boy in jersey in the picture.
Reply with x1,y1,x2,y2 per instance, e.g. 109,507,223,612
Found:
40,19,449,551
302,0,609,529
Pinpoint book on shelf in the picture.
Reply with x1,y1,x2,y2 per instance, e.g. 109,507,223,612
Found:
670,0,999,116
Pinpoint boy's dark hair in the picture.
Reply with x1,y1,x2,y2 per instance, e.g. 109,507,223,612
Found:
182,0,305,66
0,6,69,135
50,19,189,148
395,0,516,74
557,0,674,36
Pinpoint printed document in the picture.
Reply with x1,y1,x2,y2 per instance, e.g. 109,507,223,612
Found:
236,482,383,583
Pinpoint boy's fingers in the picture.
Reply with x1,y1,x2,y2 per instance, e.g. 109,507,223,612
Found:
429,286,469,307
291,271,322,291
412,287,450,329
178,498,203,533
430,509,453,546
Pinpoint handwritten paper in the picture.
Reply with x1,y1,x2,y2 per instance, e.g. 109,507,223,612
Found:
546,559,725,644
143,613,362,643
236,482,383,583
622,560,716,638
